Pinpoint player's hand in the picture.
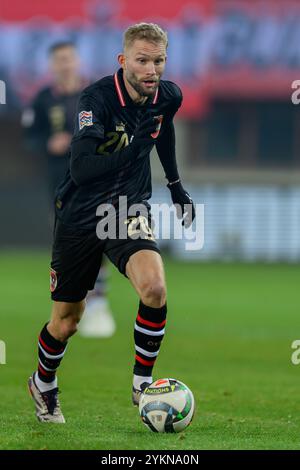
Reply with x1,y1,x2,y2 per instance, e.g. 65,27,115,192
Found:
47,132,72,156
130,113,160,150
167,180,195,228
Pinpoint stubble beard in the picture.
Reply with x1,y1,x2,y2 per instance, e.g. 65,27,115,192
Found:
126,70,159,98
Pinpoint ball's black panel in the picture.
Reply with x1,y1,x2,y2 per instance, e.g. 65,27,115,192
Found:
164,406,176,433
141,409,158,433
142,401,178,414
141,401,180,433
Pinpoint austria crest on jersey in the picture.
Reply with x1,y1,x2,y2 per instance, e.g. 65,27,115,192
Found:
79,110,93,130
151,115,163,138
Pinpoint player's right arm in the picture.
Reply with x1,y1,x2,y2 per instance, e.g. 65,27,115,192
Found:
70,90,158,185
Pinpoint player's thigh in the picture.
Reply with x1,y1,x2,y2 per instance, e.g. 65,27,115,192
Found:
51,219,103,303
125,249,166,299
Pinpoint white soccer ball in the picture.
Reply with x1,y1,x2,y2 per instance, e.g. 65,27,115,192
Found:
138,378,195,433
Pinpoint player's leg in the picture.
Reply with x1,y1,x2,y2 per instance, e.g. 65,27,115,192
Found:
104,210,166,405
126,250,166,306
47,299,85,342
125,249,167,404
78,259,116,338
28,300,85,423
37,300,85,383
28,218,103,423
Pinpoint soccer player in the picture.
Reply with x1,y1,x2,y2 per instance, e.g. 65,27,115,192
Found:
22,41,116,338
28,23,195,423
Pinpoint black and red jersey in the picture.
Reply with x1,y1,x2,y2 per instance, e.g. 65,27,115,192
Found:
55,67,182,229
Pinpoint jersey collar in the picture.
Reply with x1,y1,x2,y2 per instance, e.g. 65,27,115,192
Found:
114,68,159,107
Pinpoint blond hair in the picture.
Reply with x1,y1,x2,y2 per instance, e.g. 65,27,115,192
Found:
123,23,168,51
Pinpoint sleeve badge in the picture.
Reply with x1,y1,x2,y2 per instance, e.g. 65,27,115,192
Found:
79,110,93,130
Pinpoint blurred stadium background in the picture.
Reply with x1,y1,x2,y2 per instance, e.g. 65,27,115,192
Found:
1,0,300,450
0,0,300,262
1,0,299,259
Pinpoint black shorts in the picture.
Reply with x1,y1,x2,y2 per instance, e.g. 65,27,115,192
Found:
50,216,160,302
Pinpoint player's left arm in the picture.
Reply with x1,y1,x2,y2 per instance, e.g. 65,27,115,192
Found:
156,94,195,228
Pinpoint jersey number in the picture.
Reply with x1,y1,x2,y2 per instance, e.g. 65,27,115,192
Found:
125,216,155,241
97,132,129,156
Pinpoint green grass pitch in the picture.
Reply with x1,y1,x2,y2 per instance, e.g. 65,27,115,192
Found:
0,251,299,450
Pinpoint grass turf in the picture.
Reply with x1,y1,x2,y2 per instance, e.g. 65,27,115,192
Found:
0,251,299,450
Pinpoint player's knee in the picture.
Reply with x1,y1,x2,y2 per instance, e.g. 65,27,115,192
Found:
60,317,79,338
51,301,85,341
140,280,166,308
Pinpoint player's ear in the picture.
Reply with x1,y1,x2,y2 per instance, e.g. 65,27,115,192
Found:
118,53,126,68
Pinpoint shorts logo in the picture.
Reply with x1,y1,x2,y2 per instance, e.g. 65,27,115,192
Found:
50,269,57,293
151,115,163,138
79,110,93,130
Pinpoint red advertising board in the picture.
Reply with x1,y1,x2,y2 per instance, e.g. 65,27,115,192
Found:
0,0,212,22
0,0,299,116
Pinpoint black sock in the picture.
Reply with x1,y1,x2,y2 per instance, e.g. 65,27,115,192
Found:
134,301,167,377
37,323,67,383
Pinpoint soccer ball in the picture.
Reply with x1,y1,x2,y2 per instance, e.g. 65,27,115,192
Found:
138,378,195,433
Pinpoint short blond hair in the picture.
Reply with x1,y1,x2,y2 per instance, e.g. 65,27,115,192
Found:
123,23,168,51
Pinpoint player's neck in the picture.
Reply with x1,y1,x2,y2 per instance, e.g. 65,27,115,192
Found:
122,73,148,106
